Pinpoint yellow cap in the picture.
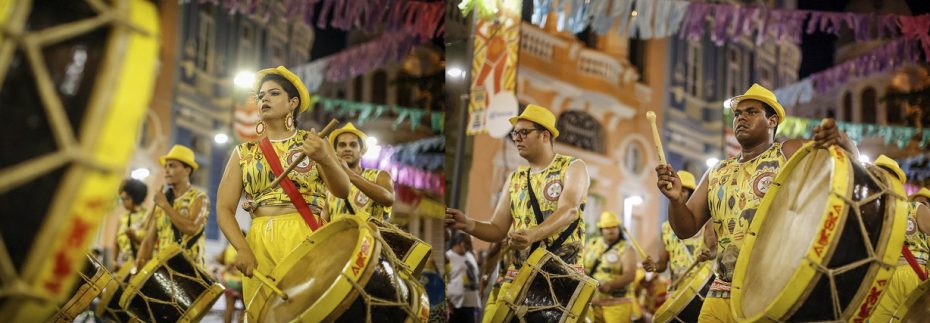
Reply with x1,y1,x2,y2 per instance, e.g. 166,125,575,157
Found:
329,122,368,148
909,188,930,201
256,66,312,112
724,83,786,125
678,170,696,190
509,104,560,138
875,155,905,183
597,211,621,229
160,144,198,171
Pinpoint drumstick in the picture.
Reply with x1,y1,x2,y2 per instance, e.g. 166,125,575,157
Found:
670,258,702,290
255,272,289,300
266,119,340,190
620,225,648,260
646,112,672,190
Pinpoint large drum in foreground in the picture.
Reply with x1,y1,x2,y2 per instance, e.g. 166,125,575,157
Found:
731,143,908,322
892,278,930,322
247,216,429,322
654,261,714,323
0,0,159,320
487,248,597,323
51,254,113,322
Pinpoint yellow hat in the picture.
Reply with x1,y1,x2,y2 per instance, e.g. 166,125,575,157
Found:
160,144,198,171
874,155,905,183
678,170,696,190
724,83,786,125
597,211,621,229
256,66,312,112
910,187,930,201
509,104,560,138
329,122,368,148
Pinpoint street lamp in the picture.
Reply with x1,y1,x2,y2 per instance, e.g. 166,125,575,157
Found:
234,71,255,89
624,195,643,231
131,168,150,180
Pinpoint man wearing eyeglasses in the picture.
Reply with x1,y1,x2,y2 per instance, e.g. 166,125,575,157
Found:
446,104,591,321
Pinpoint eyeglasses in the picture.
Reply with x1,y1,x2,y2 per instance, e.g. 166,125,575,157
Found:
510,128,543,140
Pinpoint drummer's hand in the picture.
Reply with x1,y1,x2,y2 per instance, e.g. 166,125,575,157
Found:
445,208,476,232
812,118,842,149
655,164,684,202
234,248,258,278
301,128,331,162
508,230,535,250
154,190,170,209
135,255,149,270
597,280,612,293
642,256,657,272
696,248,714,262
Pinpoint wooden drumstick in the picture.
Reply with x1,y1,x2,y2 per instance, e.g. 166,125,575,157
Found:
266,119,340,190
255,272,289,301
646,111,672,190
670,258,702,290
620,225,648,260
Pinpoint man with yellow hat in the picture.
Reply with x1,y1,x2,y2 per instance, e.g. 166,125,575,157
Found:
645,171,714,287
325,122,394,221
911,187,930,207
654,84,858,321
137,144,210,266
446,104,590,321
871,155,930,321
583,211,636,323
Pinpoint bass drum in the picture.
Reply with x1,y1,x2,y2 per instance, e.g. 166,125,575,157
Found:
0,0,160,321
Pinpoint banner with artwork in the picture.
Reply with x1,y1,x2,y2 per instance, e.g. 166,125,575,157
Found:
466,0,522,137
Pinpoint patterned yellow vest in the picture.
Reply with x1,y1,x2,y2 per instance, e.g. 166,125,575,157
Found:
155,187,209,264
661,221,703,282
902,201,930,265
116,207,148,263
236,130,328,215
326,168,392,221
504,154,587,281
706,142,785,297
583,237,628,303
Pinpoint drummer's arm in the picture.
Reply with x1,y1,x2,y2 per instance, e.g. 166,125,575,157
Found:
528,160,590,242
217,148,251,254
606,245,637,291
916,203,930,235
653,248,670,273
670,170,711,239
158,195,206,235
349,170,394,207
314,142,351,199
464,177,515,242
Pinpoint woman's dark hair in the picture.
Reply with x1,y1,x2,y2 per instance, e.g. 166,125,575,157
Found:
258,73,302,121
120,178,148,205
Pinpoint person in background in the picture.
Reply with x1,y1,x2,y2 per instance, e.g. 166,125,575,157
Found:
116,178,149,270
447,231,481,323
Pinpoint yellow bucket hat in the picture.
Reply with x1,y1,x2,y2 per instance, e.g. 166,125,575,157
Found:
678,170,696,191
160,144,198,171
329,122,368,148
910,187,930,201
256,66,312,112
597,211,621,229
875,155,905,183
724,83,786,125
509,104,560,138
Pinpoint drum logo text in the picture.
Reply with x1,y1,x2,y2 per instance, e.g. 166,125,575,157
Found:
352,237,372,276
814,205,842,257
854,279,887,321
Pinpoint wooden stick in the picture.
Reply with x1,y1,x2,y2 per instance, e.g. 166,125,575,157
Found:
266,119,340,190
255,272,289,300
620,225,648,260
670,258,702,291
646,111,672,190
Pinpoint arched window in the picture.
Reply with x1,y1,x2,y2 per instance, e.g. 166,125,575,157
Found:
372,71,387,104
862,87,877,124
842,91,853,121
555,111,605,153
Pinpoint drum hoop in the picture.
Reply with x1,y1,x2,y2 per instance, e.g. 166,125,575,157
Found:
54,268,114,321
493,248,596,323
177,284,225,323
369,216,432,277
892,278,930,320
95,263,134,317
654,263,713,322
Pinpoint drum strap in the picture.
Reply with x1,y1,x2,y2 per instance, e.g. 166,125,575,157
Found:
587,240,622,276
526,170,580,253
344,198,356,215
902,244,928,281
258,137,322,231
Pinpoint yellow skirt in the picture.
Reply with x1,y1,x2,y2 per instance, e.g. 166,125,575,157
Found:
242,213,312,315
871,264,924,322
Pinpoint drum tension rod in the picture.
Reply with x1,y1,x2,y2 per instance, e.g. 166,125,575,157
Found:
255,272,289,301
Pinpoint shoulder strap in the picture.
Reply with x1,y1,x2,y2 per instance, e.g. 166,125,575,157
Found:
587,239,623,276
259,137,322,231
526,169,581,253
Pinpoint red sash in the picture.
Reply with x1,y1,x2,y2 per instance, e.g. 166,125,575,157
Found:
257,137,321,231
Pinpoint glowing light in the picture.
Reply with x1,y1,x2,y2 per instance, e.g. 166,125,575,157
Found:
131,168,150,180
234,71,255,89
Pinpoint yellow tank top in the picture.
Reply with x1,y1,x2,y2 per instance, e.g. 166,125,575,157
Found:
903,201,930,265
155,187,209,265
236,129,327,214
116,207,148,263
504,154,587,280
706,142,785,290
661,221,703,282
583,237,629,302
326,168,392,221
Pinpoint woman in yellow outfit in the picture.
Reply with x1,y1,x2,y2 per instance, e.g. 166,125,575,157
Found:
870,155,930,321
584,211,637,323
215,66,350,314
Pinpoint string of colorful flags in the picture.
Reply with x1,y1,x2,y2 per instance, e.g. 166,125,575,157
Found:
317,97,444,133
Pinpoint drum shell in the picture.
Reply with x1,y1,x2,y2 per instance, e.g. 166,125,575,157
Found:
370,217,432,277
654,262,714,323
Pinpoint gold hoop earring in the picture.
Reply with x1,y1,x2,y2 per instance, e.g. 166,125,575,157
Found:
285,114,294,132
255,121,265,135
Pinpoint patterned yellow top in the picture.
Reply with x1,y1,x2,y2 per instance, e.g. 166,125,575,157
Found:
236,129,327,215
503,154,586,281
116,207,148,263
326,168,392,221
706,142,785,298
903,201,930,265
155,187,209,264
583,237,629,302
661,221,703,282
